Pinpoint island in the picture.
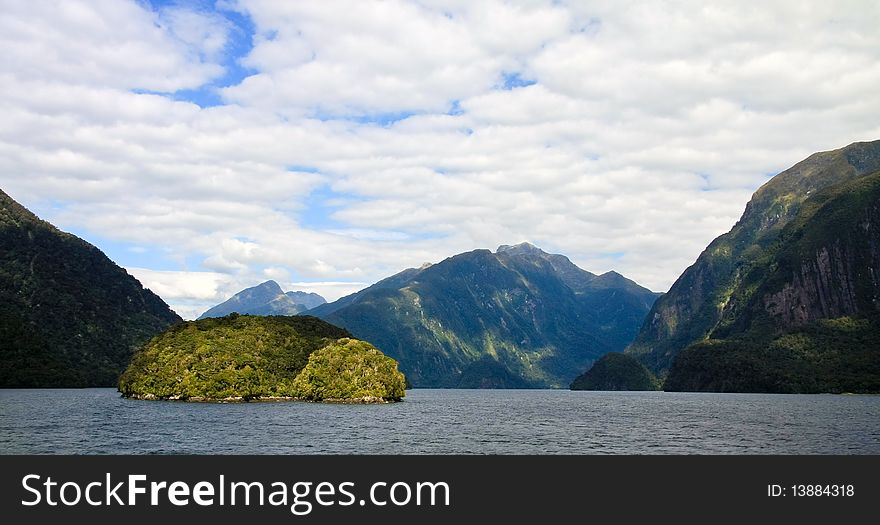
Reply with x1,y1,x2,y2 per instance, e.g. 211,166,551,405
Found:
570,353,659,391
118,313,406,403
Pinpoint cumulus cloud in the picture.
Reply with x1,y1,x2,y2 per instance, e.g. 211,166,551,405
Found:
127,267,369,319
223,0,569,115
0,0,227,91
2,0,880,318
126,267,230,320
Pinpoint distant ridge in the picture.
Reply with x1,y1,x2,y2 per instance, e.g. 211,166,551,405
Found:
198,280,326,319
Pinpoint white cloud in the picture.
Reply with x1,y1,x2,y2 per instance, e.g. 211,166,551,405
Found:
157,5,232,62
0,0,227,92
126,267,229,320
222,0,569,115
127,267,369,319
128,267,228,301
2,0,880,313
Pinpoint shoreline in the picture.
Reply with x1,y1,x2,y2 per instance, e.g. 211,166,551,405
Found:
119,393,401,404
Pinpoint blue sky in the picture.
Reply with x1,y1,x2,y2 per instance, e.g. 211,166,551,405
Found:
297,185,356,231
2,0,879,318
142,0,256,108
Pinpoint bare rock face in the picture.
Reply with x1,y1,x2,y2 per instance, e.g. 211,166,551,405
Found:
756,185,880,334
627,140,880,376
763,244,861,329
659,162,880,393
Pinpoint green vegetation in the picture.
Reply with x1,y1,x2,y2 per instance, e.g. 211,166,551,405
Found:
665,317,880,393
0,188,181,387
570,353,659,391
455,356,533,388
626,140,880,393
660,171,880,393
118,314,406,402
627,140,880,376
292,338,406,402
311,243,660,388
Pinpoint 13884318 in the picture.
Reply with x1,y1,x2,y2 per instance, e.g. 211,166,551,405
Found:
791,484,854,497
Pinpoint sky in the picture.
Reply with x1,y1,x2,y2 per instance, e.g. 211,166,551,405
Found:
1,0,879,319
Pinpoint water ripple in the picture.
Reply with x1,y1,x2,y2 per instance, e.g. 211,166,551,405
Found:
1,389,878,454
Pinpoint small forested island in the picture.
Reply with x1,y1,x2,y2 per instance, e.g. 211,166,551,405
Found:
570,353,659,391
118,314,406,403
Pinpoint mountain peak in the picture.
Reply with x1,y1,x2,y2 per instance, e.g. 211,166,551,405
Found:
285,291,327,310
627,139,880,385
496,242,543,255
597,270,625,282
312,244,659,388
255,280,283,293
197,280,325,319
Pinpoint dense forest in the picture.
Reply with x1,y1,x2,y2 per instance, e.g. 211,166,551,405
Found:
119,314,405,402
0,189,180,387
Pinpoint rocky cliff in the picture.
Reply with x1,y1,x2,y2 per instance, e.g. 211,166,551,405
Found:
627,140,880,379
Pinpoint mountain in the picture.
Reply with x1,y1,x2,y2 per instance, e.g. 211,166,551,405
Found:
119,314,406,403
626,140,880,392
198,280,326,319
0,189,181,387
309,242,661,388
284,290,326,310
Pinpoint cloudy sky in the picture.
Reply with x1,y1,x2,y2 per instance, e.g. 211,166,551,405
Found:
2,0,879,319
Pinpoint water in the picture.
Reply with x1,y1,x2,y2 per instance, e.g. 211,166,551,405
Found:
1,389,878,454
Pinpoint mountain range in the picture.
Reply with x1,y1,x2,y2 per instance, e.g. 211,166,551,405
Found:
309,242,660,388
623,140,880,393
0,189,181,387
197,280,325,319
5,139,879,393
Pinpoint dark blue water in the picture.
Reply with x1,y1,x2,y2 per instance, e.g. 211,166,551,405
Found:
1,389,878,454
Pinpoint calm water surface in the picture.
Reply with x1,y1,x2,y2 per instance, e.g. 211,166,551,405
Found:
1,388,878,454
